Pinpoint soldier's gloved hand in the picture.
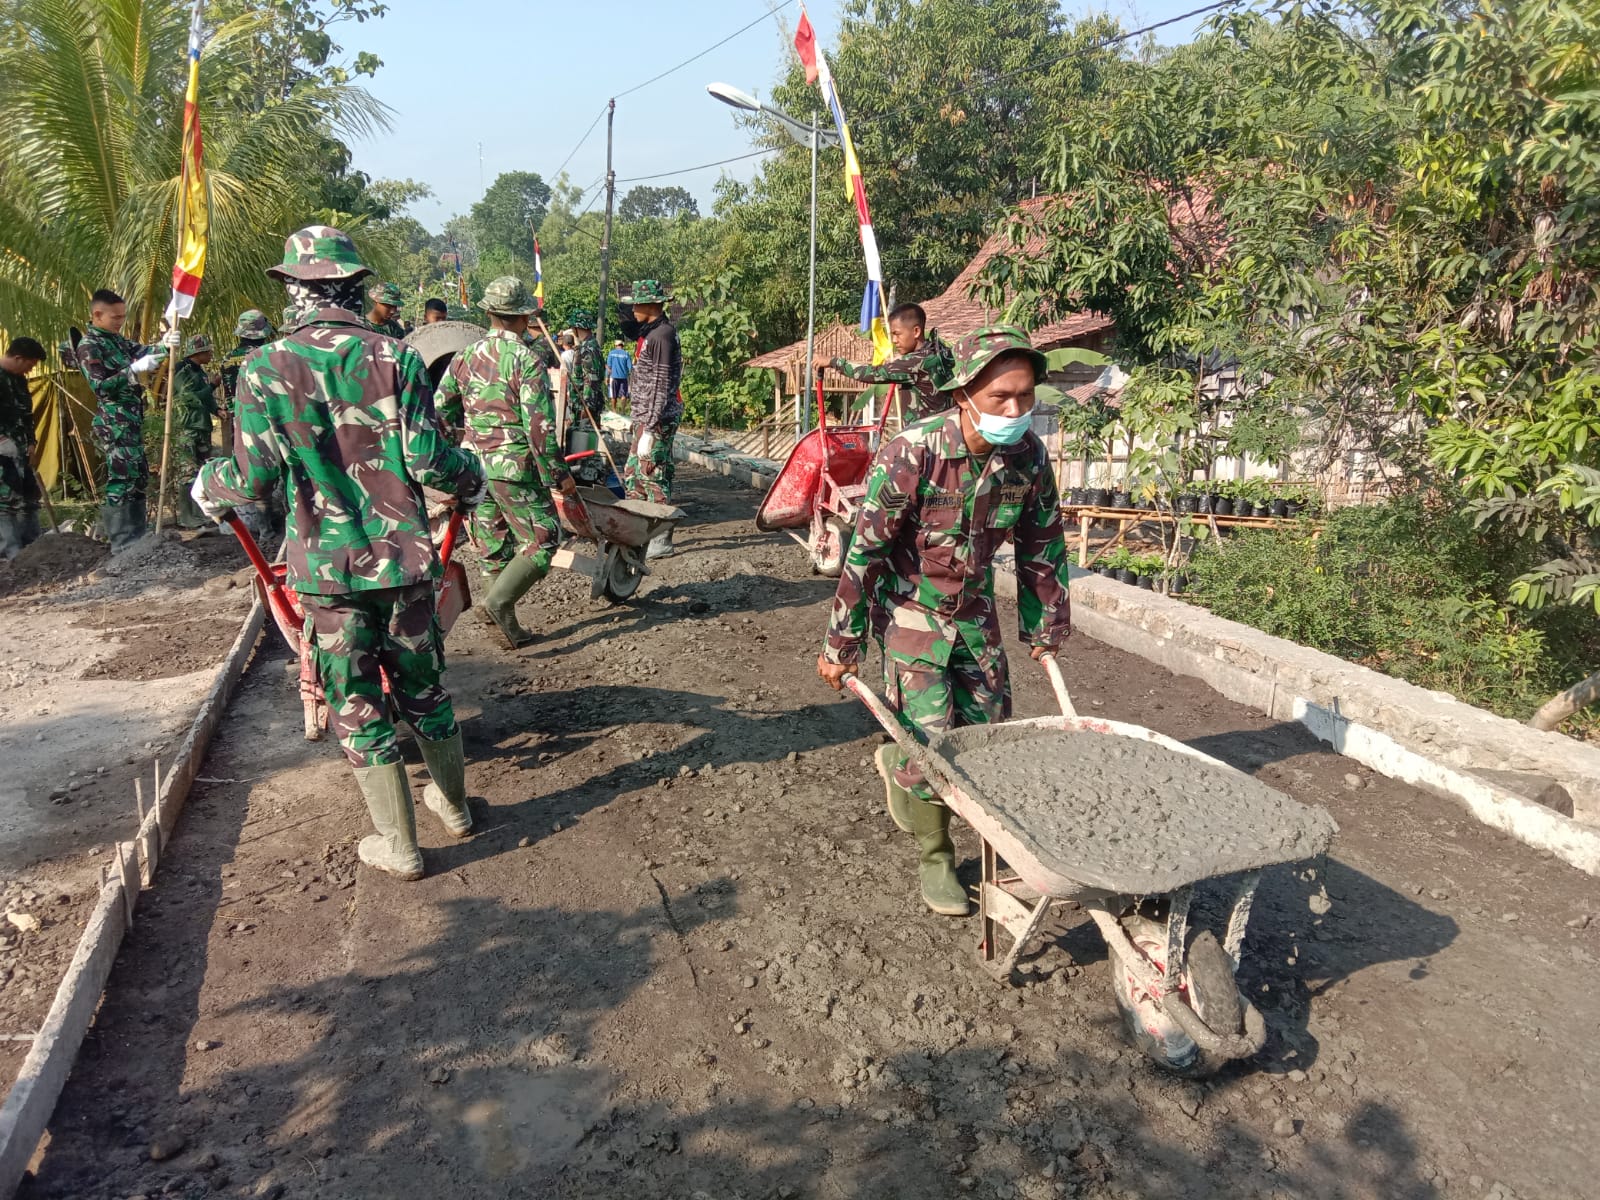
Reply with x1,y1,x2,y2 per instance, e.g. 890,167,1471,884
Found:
161,328,183,349
637,430,655,458
128,350,166,375
189,474,229,524
460,475,488,510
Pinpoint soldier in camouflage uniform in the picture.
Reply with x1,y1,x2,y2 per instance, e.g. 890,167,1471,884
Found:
220,310,283,538
436,277,576,649
194,226,488,882
829,302,954,422
0,337,47,559
366,281,406,337
817,326,1072,916
76,288,172,551
168,335,221,530
621,280,682,557
565,309,606,425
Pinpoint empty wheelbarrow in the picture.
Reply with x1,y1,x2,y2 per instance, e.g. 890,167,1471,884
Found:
551,484,685,602
846,657,1337,1076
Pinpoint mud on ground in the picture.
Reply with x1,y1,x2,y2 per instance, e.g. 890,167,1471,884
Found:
0,529,253,1095
17,469,1600,1200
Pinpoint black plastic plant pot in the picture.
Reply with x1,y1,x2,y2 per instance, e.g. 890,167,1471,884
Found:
1095,564,1112,576
1089,488,1112,507
1285,501,1303,517
1117,568,1138,584
1176,495,1197,514
1111,491,1132,509
1270,499,1289,517
1068,487,1087,505
1174,572,1190,593
1253,502,1271,518
1214,498,1234,516
1137,575,1154,589
1196,494,1214,514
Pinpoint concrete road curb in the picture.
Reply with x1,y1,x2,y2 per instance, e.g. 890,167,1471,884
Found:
672,437,779,491
0,599,267,1198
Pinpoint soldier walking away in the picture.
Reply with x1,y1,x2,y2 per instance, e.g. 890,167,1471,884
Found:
221,310,282,541
366,281,406,337
76,289,174,551
194,226,487,882
435,276,577,650
828,302,955,422
621,279,682,558
169,335,221,530
816,326,1072,916
423,298,449,325
0,337,47,559
607,338,632,405
565,309,606,425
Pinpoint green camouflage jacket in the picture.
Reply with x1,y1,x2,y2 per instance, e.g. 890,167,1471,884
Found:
567,336,606,418
829,329,955,420
823,408,1071,667
369,315,406,339
173,358,220,437
77,325,154,440
0,367,34,452
436,328,572,491
197,306,484,596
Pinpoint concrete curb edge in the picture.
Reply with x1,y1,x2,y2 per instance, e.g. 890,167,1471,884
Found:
0,598,267,1197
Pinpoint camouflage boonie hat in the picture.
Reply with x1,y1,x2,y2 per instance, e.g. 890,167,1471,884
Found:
620,279,672,304
184,334,214,356
566,308,596,330
478,276,541,316
233,309,273,339
940,324,1047,391
367,281,404,307
266,225,371,282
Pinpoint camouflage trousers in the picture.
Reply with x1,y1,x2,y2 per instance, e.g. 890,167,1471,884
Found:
470,479,560,577
625,419,677,504
884,637,1011,801
92,422,148,505
302,582,457,768
0,448,39,515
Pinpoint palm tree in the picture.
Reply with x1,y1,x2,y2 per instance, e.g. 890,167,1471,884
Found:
0,0,389,347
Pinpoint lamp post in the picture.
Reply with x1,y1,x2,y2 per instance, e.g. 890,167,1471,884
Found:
708,83,839,439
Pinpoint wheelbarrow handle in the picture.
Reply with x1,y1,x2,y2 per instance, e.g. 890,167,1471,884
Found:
1038,652,1077,718
438,508,464,569
841,673,955,794
220,511,301,636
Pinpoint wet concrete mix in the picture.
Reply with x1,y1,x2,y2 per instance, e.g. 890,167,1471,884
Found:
936,723,1339,893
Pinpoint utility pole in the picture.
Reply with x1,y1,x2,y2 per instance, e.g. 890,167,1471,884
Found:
597,99,617,346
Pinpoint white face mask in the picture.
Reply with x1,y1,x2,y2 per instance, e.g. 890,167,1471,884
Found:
960,392,1032,446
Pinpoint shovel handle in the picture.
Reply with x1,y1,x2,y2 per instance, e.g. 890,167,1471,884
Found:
1038,652,1077,718
842,673,953,793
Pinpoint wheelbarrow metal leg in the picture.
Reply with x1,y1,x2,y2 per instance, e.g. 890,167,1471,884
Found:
1224,871,1261,969
979,836,1061,979
1160,885,1193,996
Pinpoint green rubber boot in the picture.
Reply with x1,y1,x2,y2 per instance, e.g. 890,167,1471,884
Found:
418,730,472,837
482,554,541,649
0,513,21,561
100,499,138,552
876,744,913,833
908,796,971,916
352,762,424,880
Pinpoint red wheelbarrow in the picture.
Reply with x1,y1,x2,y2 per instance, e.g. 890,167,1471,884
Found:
223,510,472,740
755,370,891,576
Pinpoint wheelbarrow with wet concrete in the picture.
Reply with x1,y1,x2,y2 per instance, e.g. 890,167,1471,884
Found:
846,657,1337,1076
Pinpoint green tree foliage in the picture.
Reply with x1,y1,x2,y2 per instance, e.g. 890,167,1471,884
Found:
0,0,388,344
675,269,765,430
470,171,552,269
618,186,699,223
718,0,1124,345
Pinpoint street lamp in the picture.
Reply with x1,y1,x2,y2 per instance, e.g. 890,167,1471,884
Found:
708,83,840,440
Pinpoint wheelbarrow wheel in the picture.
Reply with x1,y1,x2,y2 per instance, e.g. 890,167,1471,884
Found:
811,516,850,578
601,544,644,602
1109,924,1247,1079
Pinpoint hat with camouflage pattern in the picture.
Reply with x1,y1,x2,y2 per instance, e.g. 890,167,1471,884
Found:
566,308,596,330
266,225,372,282
939,324,1047,391
367,280,404,307
619,280,672,304
233,309,274,339
184,334,214,356
478,276,541,316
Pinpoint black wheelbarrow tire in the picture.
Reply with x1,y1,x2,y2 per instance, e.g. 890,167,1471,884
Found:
601,543,644,602
812,516,850,577
1109,923,1247,1078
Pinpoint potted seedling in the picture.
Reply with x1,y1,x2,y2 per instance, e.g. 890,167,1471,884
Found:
1213,480,1235,517
1111,483,1133,509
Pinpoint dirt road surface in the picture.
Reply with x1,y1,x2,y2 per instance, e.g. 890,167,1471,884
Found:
17,469,1597,1200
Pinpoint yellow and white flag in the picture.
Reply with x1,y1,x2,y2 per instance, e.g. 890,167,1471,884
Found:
165,0,208,322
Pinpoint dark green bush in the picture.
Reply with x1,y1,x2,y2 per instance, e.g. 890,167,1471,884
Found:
1185,494,1599,723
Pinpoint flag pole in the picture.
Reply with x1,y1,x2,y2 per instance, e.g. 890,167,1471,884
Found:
153,212,187,536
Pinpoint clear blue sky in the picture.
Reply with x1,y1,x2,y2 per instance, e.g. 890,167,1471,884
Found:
344,0,1221,232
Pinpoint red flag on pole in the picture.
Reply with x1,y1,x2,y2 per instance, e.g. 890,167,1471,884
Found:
794,8,819,85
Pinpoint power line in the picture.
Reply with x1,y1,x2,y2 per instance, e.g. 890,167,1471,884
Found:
551,106,609,183
616,147,777,184
615,0,797,100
